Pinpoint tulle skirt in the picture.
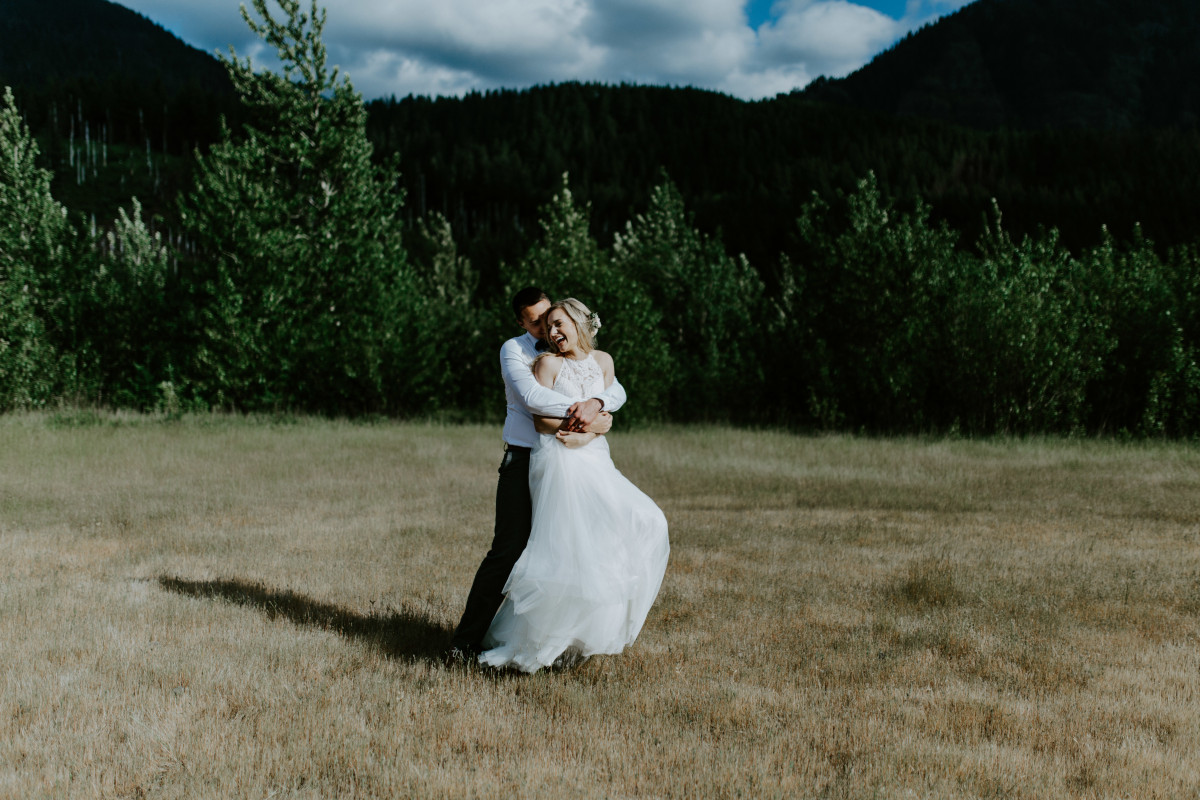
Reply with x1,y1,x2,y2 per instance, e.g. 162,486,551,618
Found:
479,434,670,673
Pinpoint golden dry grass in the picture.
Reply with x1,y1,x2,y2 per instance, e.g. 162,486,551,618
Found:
1,412,1198,798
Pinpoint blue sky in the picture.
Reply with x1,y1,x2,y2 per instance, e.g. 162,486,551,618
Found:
113,0,972,100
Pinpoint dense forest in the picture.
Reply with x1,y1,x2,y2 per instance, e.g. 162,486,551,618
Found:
365,86,1200,286
0,0,237,222
0,0,235,153
1,0,1198,435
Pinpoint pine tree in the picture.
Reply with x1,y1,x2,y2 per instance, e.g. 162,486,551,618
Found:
0,86,71,409
612,177,765,419
179,0,411,412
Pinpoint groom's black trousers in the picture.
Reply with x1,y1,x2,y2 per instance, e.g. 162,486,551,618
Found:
450,446,533,652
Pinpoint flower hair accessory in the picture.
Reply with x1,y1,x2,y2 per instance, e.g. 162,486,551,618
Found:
589,312,602,334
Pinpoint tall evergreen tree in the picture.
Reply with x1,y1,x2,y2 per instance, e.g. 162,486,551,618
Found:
612,177,765,419
179,0,411,412
0,86,71,409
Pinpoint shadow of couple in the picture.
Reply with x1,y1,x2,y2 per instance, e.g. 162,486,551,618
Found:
158,575,453,663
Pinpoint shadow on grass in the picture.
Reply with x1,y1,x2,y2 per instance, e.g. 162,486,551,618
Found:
158,576,452,663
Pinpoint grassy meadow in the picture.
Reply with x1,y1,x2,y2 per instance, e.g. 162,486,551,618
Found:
1,411,1198,798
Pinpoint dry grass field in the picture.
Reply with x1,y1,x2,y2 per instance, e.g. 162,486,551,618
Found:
1,411,1198,799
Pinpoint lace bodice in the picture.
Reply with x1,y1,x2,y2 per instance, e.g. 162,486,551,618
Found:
551,353,606,400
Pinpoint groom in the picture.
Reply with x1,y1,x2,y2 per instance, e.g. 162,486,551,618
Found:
447,286,627,661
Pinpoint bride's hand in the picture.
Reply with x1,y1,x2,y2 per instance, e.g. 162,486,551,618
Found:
556,430,596,449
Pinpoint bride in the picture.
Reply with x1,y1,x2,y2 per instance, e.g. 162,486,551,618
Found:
479,298,670,672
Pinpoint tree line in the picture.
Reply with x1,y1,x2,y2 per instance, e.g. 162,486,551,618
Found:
2,0,1198,436
365,85,1200,292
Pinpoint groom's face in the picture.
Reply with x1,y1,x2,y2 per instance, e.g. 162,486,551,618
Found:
517,299,552,340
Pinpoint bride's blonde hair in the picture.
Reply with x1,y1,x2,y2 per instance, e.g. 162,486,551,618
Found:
542,297,601,355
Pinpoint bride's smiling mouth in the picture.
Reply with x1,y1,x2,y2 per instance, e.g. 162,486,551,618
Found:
553,334,567,349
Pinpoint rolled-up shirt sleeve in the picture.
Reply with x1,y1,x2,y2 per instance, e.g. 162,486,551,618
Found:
501,342,574,417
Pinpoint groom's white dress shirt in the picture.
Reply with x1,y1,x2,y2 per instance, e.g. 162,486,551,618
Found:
500,332,627,448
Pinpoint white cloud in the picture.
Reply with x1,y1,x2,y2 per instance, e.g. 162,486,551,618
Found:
328,48,480,100
330,0,598,71
582,0,756,86
113,0,974,100
320,1,600,97
756,1,902,79
718,64,817,99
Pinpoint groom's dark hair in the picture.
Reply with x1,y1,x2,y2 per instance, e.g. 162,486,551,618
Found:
512,286,550,319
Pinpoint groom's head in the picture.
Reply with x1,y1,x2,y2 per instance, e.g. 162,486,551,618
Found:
512,286,552,340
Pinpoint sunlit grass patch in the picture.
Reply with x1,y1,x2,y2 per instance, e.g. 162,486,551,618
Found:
2,415,1199,798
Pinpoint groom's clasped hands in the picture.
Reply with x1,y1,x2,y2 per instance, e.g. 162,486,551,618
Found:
557,413,610,448
563,397,608,432
558,399,611,448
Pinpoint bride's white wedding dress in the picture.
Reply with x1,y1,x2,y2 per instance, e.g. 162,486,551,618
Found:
479,353,670,673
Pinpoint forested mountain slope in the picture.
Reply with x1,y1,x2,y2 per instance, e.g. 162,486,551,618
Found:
803,0,1200,130
1,0,234,148
0,0,236,219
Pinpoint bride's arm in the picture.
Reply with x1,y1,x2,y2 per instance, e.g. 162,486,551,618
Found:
555,428,600,449
537,412,609,438
533,416,564,435
532,355,573,435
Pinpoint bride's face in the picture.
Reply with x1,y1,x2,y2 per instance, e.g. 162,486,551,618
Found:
544,309,577,354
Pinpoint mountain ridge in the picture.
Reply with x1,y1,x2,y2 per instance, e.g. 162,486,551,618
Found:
1,0,229,94
802,0,1200,130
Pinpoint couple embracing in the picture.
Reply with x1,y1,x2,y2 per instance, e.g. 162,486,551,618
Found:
447,287,670,673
